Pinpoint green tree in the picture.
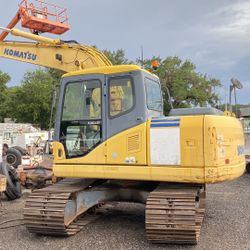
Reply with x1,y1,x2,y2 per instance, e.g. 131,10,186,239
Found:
0,70,11,121
102,49,132,65
46,68,64,84
141,56,221,114
6,69,54,129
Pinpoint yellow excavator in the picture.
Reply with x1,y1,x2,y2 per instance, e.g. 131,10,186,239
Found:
0,26,245,244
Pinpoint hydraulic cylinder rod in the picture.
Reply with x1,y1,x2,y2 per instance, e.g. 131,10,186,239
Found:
0,27,61,44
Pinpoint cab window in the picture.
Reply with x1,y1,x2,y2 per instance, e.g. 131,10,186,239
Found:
109,77,134,117
61,79,102,158
145,78,162,112
62,80,101,121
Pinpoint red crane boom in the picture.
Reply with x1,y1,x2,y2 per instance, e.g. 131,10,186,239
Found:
0,0,69,41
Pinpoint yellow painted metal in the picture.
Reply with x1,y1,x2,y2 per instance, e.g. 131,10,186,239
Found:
203,115,245,182
0,41,112,72
0,27,112,72
53,139,106,165
10,28,62,44
53,162,244,184
53,123,147,165
53,114,245,184
62,65,158,79
180,116,204,167
0,174,7,192
106,123,147,165
224,111,236,117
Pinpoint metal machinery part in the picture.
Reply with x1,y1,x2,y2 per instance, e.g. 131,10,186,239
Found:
0,27,112,72
145,184,205,244
0,0,69,41
19,165,54,189
24,179,149,236
0,174,7,193
18,155,55,189
24,179,205,244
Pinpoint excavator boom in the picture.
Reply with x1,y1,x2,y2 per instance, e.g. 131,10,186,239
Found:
0,27,112,72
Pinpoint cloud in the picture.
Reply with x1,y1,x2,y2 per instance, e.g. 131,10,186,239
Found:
206,1,250,37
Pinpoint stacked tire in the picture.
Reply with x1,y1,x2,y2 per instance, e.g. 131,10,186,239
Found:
5,147,23,168
0,163,21,200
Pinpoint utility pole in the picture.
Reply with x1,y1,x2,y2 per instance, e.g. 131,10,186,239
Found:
229,78,243,116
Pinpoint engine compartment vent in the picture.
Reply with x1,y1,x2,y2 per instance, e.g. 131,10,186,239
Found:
127,133,141,153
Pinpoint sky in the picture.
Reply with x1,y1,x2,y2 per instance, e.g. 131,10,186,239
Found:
0,0,250,104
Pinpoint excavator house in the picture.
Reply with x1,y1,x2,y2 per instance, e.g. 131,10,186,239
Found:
0,1,246,245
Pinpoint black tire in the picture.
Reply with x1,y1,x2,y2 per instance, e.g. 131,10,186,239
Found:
12,146,27,156
0,162,21,200
5,147,22,168
246,163,250,174
2,143,9,156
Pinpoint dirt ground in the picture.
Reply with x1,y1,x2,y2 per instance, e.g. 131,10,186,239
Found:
0,174,249,250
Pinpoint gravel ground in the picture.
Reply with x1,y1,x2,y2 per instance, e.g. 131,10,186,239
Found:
0,174,249,250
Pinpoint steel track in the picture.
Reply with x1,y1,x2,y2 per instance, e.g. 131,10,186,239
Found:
24,178,103,236
24,180,206,244
145,184,206,244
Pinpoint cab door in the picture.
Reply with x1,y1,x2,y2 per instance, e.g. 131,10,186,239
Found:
105,72,147,165
56,74,106,163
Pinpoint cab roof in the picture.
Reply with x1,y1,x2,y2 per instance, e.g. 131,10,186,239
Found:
62,64,159,79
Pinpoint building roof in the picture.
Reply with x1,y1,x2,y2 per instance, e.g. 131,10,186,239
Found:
240,107,250,117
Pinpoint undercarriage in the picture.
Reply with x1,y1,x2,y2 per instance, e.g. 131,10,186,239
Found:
24,179,205,244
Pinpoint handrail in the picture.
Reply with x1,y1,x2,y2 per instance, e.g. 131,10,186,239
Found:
19,0,69,24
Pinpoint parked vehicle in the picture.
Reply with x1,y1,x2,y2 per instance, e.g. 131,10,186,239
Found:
240,107,250,173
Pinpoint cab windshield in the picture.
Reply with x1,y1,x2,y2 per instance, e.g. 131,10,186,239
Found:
62,80,101,121
60,80,102,158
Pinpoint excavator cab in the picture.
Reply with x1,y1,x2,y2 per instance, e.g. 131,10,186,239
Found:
55,65,163,159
